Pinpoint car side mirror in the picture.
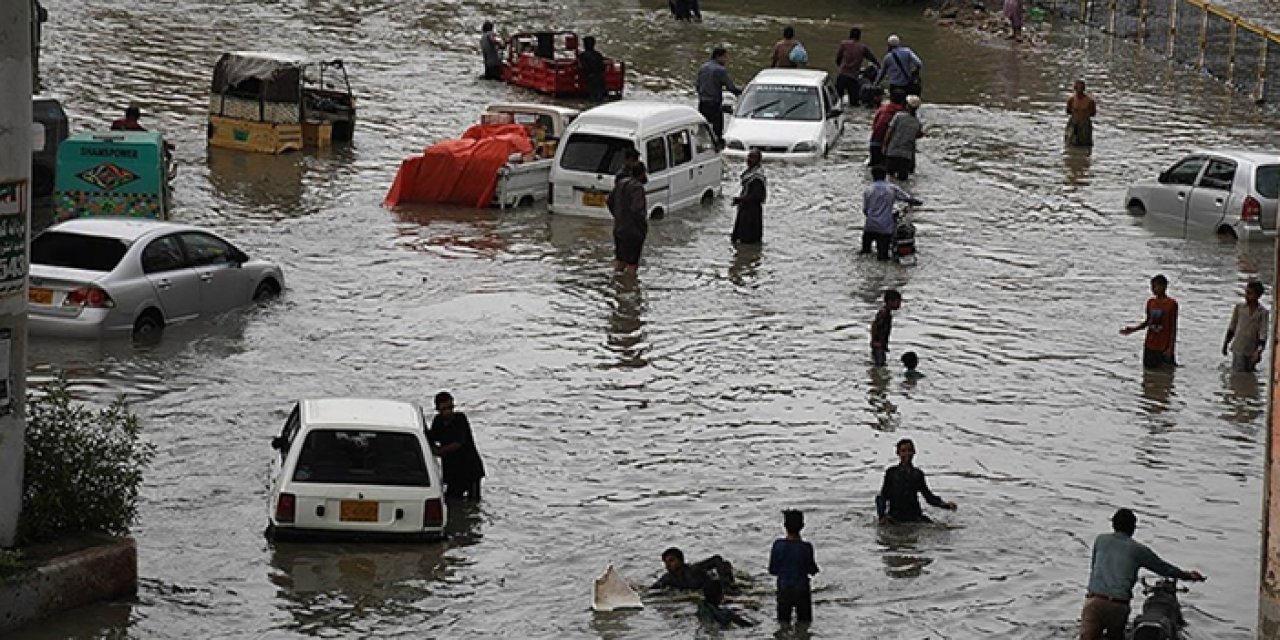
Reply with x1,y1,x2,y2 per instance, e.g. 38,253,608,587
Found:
1157,170,1170,184
828,108,843,118
231,249,249,265
271,436,287,451
721,104,733,114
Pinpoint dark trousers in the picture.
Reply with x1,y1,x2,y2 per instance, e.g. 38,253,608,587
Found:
886,155,914,180
445,478,482,501
1142,348,1177,369
1080,596,1130,639
698,100,725,143
861,230,892,260
869,143,885,168
889,82,921,98
777,586,812,623
483,64,503,81
835,73,859,106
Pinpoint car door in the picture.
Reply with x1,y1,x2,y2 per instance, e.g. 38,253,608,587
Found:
643,135,671,216
822,80,843,150
270,404,302,507
177,231,253,315
692,124,722,198
140,234,201,324
1148,156,1207,222
1186,157,1235,231
665,129,696,209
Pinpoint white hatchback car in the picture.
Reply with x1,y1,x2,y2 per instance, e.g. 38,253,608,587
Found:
267,398,447,542
1124,149,1279,240
29,217,284,339
722,68,845,160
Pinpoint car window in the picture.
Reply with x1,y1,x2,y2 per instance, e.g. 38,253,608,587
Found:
291,429,431,487
694,124,716,155
140,235,186,274
735,84,822,122
1256,165,1279,199
1197,159,1236,190
178,232,233,267
645,137,669,173
667,130,692,166
1161,157,1206,186
559,133,632,174
31,231,128,272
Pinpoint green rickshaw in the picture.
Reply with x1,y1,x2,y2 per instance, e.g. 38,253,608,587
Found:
54,130,176,220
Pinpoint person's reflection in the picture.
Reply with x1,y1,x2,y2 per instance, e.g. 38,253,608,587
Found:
876,524,933,579
1063,146,1092,187
1138,368,1176,433
1221,368,1263,423
728,242,763,287
867,365,898,431
606,277,648,368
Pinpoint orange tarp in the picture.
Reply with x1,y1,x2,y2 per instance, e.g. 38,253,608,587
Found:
384,124,534,209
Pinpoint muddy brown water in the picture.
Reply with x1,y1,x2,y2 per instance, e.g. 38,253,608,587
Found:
14,0,1280,637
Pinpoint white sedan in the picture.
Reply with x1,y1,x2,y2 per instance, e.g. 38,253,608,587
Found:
267,398,448,542
722,68,845,160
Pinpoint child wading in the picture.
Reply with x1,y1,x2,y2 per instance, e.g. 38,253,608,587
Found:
870,289,902,366
768,509,819,624
1120,274,1178,369
1223,280,1269,372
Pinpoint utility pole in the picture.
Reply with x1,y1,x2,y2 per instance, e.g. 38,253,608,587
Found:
0,0,33,547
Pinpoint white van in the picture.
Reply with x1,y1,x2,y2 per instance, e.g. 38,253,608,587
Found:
548,102,723,220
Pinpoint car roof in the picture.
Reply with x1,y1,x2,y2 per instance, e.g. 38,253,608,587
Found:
485,102,580,118
1190,148,1280,165
46,217,202,242
301,398,423,432
572,101,704,134
748,68,830,86
65,130,166,146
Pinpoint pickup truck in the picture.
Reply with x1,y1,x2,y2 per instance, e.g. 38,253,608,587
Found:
483,103,579,208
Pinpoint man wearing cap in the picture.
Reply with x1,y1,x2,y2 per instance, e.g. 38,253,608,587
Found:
1080,508,1205,640
874,35,923,99
882,95,925,180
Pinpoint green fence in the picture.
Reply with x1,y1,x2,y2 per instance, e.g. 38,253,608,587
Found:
1044,0,1280,103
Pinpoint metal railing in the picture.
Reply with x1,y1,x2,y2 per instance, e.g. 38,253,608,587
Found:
1044,0,1280,103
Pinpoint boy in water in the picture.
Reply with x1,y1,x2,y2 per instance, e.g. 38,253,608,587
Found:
1120,274,1178,369
876,438,957,524
1223,280,1269,372
768,510,819,624
871,289,902,366
901,351,924,379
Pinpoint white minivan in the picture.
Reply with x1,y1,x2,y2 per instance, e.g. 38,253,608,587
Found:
548,102,723,220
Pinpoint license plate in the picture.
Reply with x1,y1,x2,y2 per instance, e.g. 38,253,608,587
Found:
582,191,607,207
339,500,379,522
28,288,52,305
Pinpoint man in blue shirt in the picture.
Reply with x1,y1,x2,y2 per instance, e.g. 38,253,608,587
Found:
769,510,819,624
696,47,741,145
1081,509,1205,640
873,34,923,99
861,166,921,260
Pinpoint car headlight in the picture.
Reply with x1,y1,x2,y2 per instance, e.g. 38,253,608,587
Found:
791,141,817,153
726,139,745,151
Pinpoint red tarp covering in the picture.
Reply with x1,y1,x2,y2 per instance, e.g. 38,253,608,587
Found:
384,124,534,208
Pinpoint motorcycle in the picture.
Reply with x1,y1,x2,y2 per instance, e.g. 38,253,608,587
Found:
1129,577,1189,640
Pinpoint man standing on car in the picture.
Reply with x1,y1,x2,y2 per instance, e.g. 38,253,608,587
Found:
428,391,486,501
1080,508,1205,640
874,35,922,99
696,47,741,145
480,22,503,81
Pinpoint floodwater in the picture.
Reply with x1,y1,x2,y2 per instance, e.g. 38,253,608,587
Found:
14,0,1280,638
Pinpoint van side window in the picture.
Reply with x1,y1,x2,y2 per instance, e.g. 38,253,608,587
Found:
1198,159,1236,190
668,131,692,166
645,137,669,173
694,125,716,155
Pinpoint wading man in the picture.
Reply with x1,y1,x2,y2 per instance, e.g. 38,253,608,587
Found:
480,22,503,81
1223,280,1268,372
428,391,486,501
696,47,741,145
607,162,649,273
1065,80,1097,147
875,438,956,524
731,150,766,244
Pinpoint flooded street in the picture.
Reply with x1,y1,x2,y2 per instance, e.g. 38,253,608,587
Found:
15,0,1280,637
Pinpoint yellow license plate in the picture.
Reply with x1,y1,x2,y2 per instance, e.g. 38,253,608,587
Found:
28,288,52,304
582,191,607,207
339,500,379,522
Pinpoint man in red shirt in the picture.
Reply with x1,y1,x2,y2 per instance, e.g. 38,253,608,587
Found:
1120,274,1178,369
868,92,905,168
110,105,146,131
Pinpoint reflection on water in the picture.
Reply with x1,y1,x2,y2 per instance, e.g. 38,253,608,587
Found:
877,524,936,579
607,278,649,369
1063,147,1092,186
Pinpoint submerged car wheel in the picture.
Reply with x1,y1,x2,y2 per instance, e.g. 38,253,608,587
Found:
1127,201,1147,216
132,311,164,341
701,190,715,207
254,279,282,302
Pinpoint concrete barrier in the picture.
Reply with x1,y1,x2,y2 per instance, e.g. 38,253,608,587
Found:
0,534,137,634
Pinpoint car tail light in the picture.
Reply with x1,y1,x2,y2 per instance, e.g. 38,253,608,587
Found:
423,498,444,528
1243,195,1262,222
275,493,296,524
63,286,115,308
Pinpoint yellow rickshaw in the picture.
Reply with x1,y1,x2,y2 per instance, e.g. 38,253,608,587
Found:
208,51,356,154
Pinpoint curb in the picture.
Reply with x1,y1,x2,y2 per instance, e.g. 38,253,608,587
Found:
0,534,137,633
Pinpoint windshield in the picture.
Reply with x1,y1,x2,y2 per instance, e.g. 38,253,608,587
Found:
559,133,633,174
292,429,431,487
31,231,128,272
735,84,822,121
1257,165,1279,199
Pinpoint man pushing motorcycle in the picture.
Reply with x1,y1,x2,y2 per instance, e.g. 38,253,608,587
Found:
1080,508,1206,639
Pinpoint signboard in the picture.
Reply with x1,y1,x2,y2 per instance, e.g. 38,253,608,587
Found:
0,181,28,300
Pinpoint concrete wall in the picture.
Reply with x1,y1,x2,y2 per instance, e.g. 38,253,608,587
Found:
1262,247,1280,640
0,535,136,634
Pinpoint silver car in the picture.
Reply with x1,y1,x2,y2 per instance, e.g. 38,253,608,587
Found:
29,218,284,339
1125,149,1279,240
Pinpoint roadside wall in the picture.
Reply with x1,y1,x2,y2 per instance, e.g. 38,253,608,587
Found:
0,536,137,634
1264,253,1280,639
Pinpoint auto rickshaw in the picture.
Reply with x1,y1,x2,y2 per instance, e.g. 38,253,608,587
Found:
54,131,176,220
208,51,357,154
